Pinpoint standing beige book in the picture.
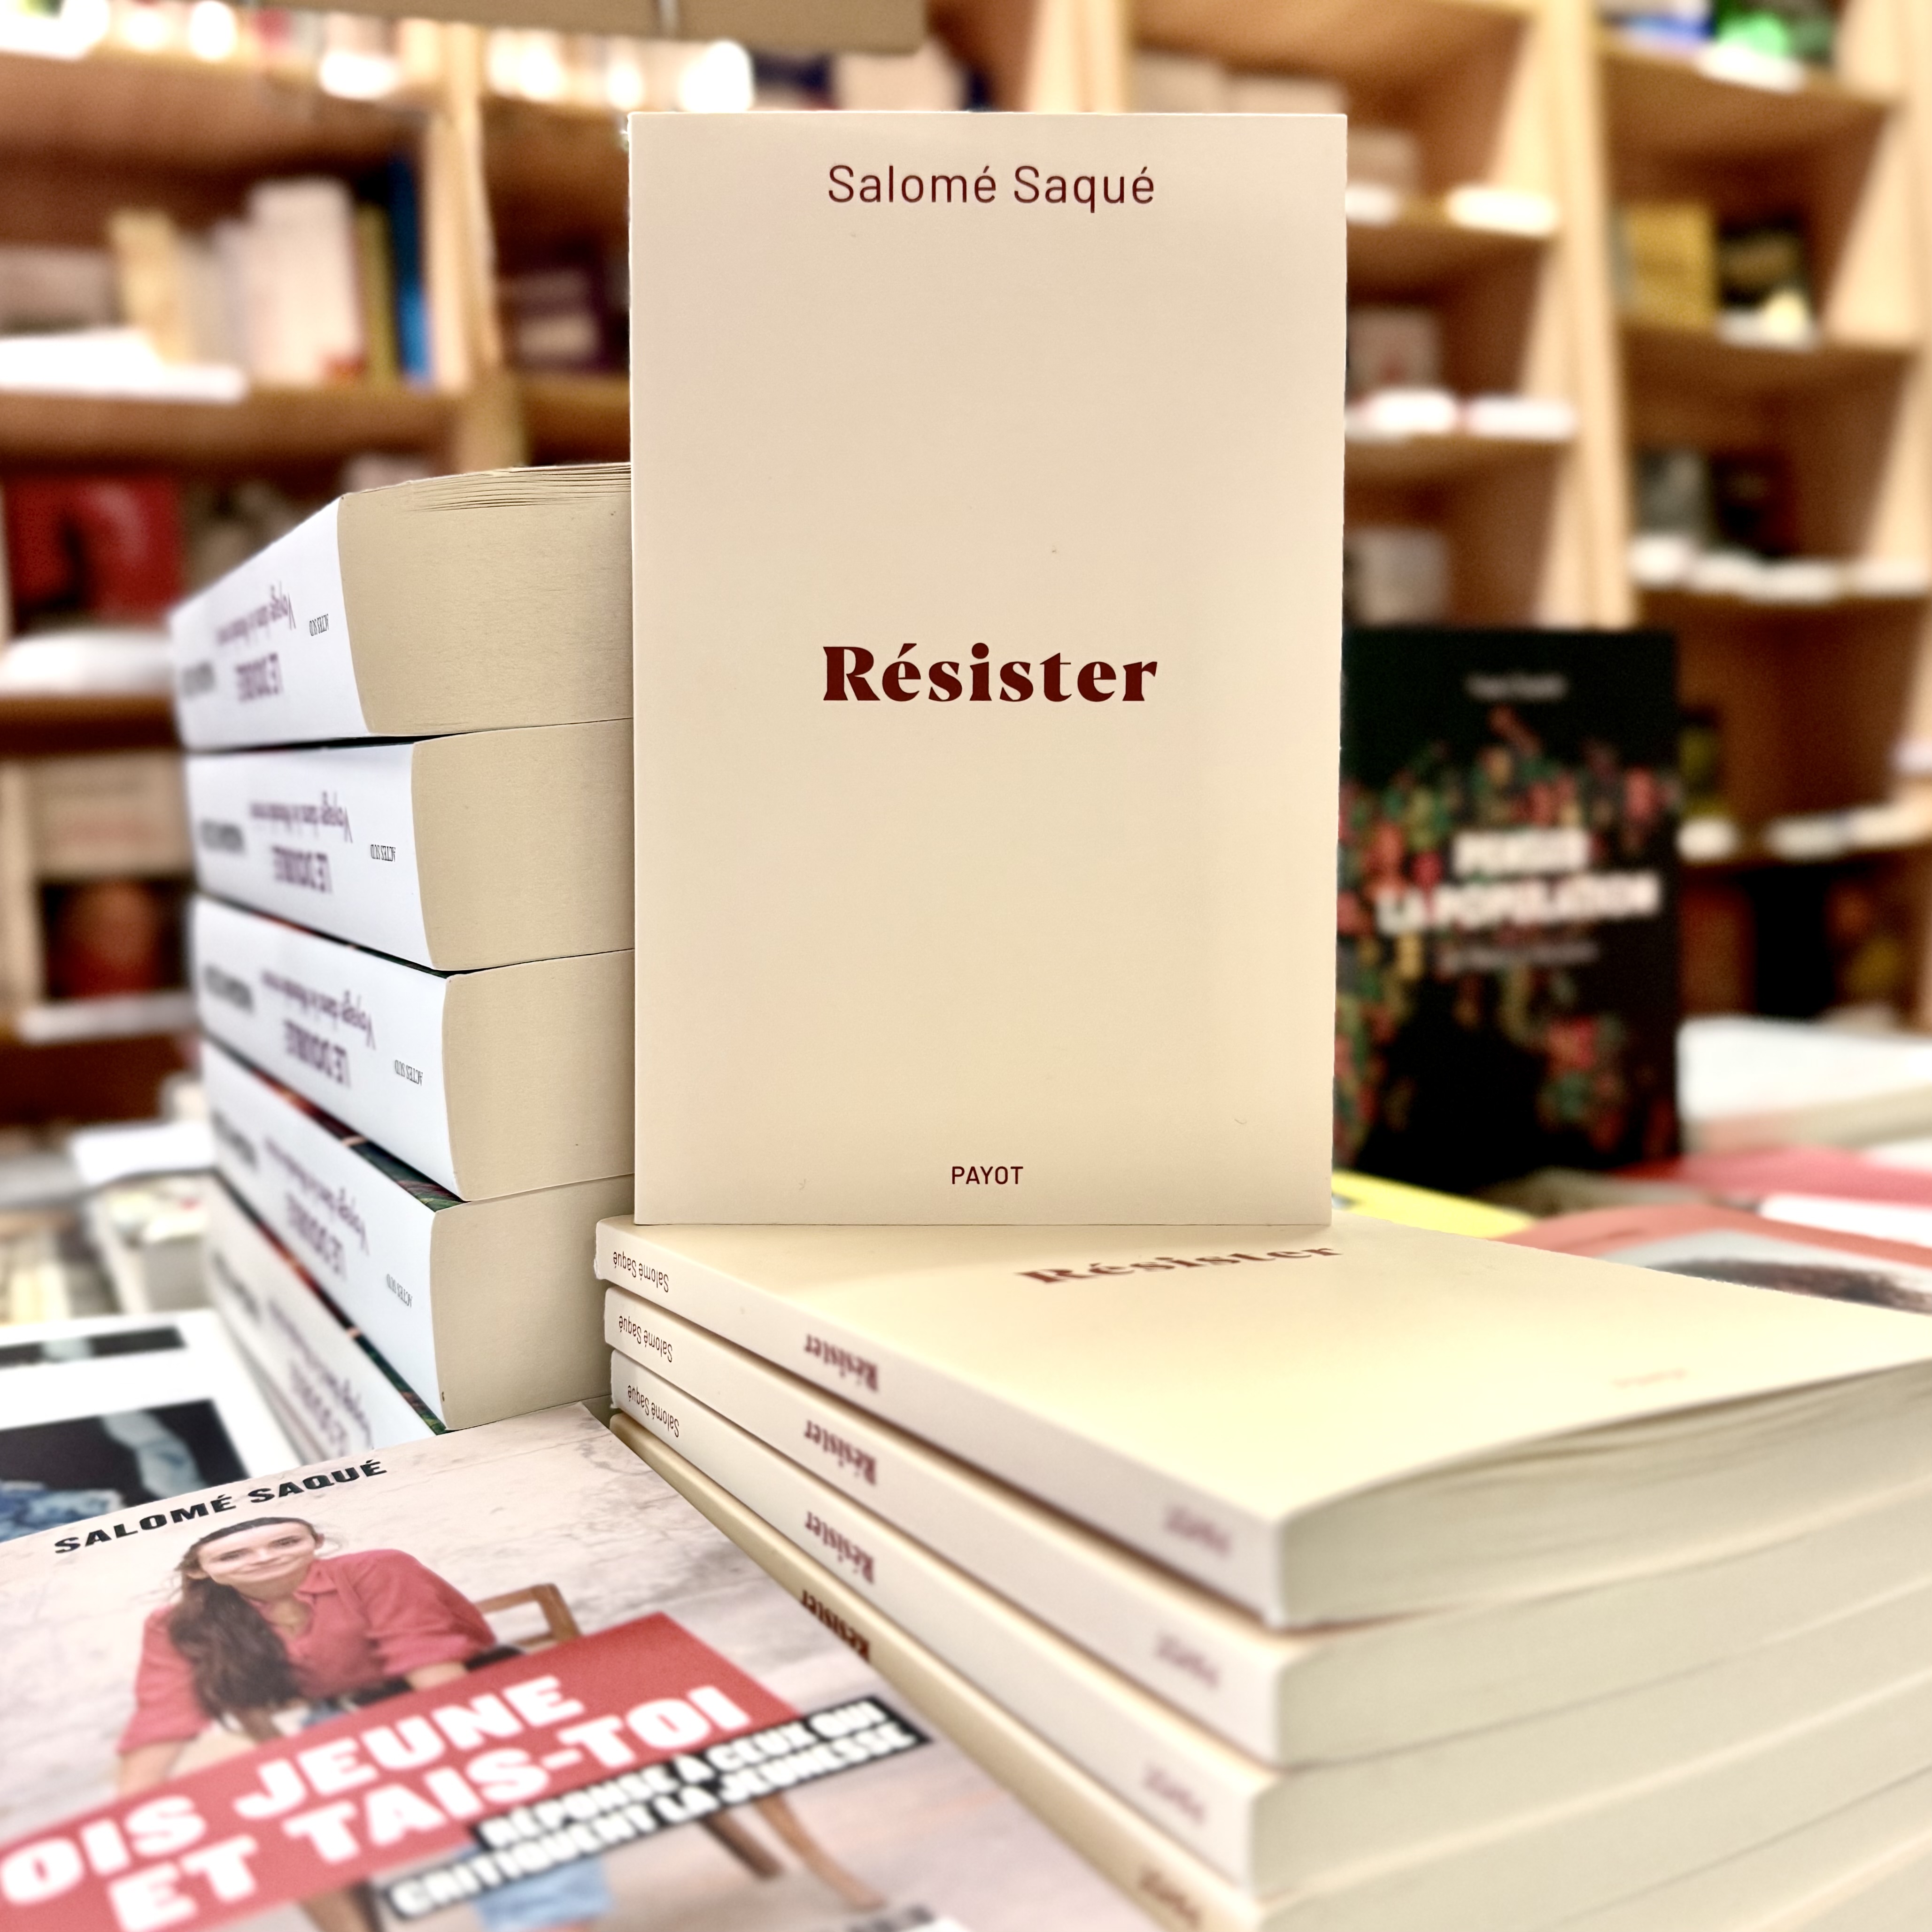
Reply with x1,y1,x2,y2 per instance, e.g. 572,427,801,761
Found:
629,113,1344,1224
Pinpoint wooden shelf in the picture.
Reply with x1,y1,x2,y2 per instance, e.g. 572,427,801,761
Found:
1349,208,1546,298
519,373,627,462
1601,36,1892,162
1642,586,1931,628
1621,320,1914,397
0,384,454,466
0,696,176,758
1685,832,1932,872
1135,0,1526,102
485,97,626,240
1346,431,1567,488
0,50,416,176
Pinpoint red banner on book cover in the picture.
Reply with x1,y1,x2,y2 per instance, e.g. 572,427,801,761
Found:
0,1614,791,1932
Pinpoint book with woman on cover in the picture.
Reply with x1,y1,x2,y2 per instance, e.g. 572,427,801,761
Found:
0,1405,1144,1932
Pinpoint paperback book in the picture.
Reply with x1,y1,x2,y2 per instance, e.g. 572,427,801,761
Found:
170,465,630,750
1337,627,1681,1194
206,1037,626,1428
191,894,632,1200
606,1283,1932,1770
625,1418,1932,1932
630,112,1344,1224
611,1355,1932,1898
203,1178,439,1463
0,1405,1147,1932
0,1310,292,1543
594,1213,1932,1627
185,723,631,972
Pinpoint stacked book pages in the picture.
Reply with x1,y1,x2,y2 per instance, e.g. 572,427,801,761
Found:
170,463,634,1452
600,1215,1932,1932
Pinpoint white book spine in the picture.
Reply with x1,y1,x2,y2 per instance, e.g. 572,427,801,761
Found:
187,742,432,965
606,1288,1289,1762
595,1218,1281,1620
170,498,368,750
203,1036,447,1420
192,895,460,1193
611,1355,1273,1892
206,1179,436,1458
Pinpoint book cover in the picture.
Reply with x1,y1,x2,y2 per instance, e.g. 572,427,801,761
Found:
0,1311,293,1542
0,1405,1147,1932
1337,628,1681,1195
1504,1199,1932,1313
630,112,1343,1224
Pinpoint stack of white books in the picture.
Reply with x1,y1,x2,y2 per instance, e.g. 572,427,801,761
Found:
169,463,634,1457
595,109,1932,1932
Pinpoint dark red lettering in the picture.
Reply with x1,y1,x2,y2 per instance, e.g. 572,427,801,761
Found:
823,647,879,701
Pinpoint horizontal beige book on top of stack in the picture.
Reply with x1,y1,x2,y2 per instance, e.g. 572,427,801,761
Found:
170,463,630,749
593,1213,1932,1628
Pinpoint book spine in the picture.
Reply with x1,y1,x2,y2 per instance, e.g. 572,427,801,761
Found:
191,894,460,1193
385,153,432,384
170,498,368,750
185,741,433,966
205,1178,437,1458
611,1356,1269,1891
610,1412,1269,1932
202,1036,448,1422
606,1287,1287,1762
595,1219,1282,1622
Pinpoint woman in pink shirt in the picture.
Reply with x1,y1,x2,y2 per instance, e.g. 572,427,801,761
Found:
118,1515,607,1932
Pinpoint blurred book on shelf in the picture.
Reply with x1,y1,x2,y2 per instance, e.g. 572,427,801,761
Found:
0,162,435,400
3,474,180,626
1347,306,1440,395
1343,526,1450,625
499,254,625,374
0,244,116,333
1717,216,1815,346
1598,0,1835,64
1614,201,1718,329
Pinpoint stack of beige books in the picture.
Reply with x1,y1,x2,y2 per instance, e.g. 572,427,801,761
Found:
601,107,1932,1932
598,1216,1932,1932
170,464,634,1452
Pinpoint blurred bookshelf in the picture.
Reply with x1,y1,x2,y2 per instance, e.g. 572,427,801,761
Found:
8,0,1932,1072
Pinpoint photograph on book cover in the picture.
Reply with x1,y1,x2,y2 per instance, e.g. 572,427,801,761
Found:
0,1406,1140,1932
